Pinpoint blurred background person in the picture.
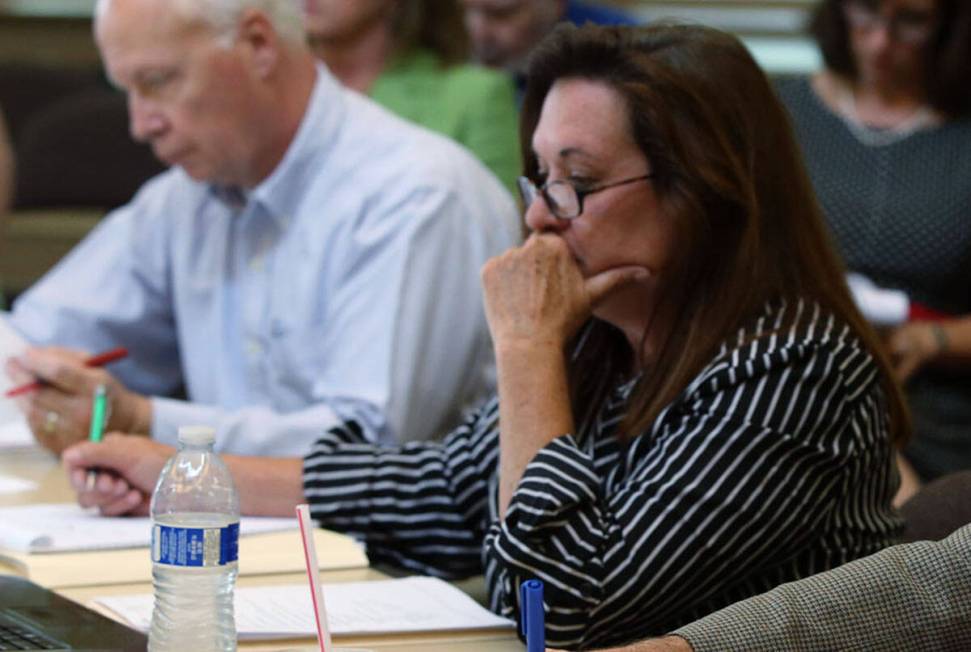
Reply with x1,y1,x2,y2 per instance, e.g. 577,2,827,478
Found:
775,0,971,499
304,0,520,192
0,105,11,308
0,105,11,217
460,0,636,77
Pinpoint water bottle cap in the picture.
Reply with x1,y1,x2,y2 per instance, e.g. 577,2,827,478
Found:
177,425,216,446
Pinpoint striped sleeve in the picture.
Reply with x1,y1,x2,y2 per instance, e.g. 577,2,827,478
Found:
302,400,501,578
481,308,890,649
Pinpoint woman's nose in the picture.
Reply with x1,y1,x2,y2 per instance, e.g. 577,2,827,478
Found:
523,195,569,234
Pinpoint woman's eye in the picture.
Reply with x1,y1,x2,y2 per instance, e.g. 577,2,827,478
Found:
568,176,595,190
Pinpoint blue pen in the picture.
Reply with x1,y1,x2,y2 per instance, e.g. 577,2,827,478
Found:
520,579,545,652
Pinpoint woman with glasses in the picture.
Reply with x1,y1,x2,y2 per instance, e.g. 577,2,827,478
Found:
64,23,906,649
776,0,971,501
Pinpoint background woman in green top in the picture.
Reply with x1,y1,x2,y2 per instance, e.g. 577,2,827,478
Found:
304,0,521,193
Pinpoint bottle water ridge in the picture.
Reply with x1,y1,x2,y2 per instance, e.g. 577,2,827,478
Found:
149,426,240,651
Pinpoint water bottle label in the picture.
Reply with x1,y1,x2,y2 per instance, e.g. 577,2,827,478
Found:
152,523,239,567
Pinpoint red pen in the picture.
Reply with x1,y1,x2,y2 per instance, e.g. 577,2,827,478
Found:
5,347,129,398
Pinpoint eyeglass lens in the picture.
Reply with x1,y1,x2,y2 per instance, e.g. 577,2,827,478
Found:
518,177,581,219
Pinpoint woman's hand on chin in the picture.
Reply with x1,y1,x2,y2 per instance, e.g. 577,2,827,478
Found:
482,233,649,352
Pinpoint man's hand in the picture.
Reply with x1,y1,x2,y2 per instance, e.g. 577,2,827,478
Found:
548,636,694,652
6,347,152,455
62,433,173,516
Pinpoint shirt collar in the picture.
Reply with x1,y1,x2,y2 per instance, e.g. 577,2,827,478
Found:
210,64,345,228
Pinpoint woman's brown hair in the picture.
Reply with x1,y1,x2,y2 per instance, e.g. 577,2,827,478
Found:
810,0,971,117
520,23,910,445
390,0,469,66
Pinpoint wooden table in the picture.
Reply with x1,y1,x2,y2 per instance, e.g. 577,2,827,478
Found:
0,446,522,651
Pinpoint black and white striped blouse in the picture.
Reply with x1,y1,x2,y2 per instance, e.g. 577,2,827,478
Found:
303,299,902,649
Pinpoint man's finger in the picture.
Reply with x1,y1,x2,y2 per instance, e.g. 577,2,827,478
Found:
585,265,650,306
4,357,33,383
62,439,133,477
100,490,148,517
21,349,92,393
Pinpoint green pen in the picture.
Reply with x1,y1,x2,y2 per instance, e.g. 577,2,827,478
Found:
84,384,109,491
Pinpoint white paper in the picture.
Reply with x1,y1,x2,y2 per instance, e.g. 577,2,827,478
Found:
0,316,33,449
0,503,298,553
96,577,514,639
846,273,909,326
0,473,38,495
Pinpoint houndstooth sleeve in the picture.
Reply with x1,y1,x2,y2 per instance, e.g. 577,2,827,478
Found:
676,524,971,651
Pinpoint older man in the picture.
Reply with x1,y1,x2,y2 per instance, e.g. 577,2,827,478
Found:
5,0,519,456
461,0,636,74
569,524,971,651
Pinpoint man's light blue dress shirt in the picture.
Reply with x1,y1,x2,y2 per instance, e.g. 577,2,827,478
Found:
9,67,520,455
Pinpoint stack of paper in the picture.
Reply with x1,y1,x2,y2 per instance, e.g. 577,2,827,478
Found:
0,317,33,450
0,503,369,588
96,577,514,640
0,503,298,553
0,474,39,495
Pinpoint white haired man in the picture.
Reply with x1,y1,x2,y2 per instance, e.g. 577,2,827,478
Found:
4,0,519,456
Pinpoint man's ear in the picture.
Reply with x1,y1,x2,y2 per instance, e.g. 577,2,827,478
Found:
238,8,281,79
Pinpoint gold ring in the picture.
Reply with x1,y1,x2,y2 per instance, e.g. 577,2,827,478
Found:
44,411,60,434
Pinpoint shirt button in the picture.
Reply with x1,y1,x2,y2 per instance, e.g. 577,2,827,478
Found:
245,338,263,357
271,320,286,338
249,257,265,272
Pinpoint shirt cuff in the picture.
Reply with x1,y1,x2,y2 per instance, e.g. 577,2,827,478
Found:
503,433,599,535
150,396,223,447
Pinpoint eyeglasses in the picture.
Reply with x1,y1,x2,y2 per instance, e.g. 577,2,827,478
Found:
517,174,654,220
842,1,937,45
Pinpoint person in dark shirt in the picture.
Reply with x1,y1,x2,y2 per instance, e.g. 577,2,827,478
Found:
775,0,971,497
460,0,636,75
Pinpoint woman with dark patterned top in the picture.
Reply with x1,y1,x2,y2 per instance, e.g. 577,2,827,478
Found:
776,0,971,494
62,24,908,650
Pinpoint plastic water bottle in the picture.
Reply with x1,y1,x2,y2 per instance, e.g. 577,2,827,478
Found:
149,426,239,651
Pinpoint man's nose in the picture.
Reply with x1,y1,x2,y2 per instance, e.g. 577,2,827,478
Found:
127,94,166,143
863,18,894,51
464,10,490,43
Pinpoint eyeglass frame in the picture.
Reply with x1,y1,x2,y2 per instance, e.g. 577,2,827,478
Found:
841,0,938,45
517,173,655,220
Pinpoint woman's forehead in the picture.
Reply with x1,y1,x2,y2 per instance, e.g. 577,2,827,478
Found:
532,78,636,161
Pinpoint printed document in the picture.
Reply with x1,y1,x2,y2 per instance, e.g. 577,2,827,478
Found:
97,577,514,639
